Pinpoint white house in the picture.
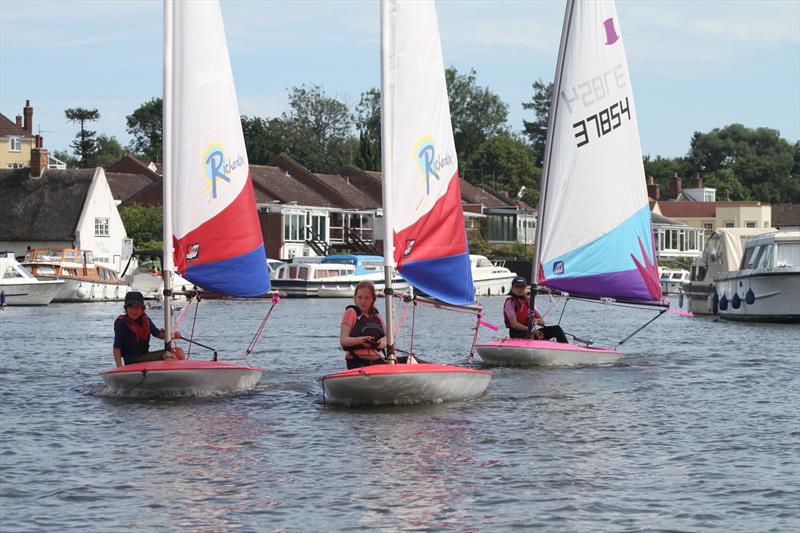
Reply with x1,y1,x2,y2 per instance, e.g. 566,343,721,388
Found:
0,149,131,272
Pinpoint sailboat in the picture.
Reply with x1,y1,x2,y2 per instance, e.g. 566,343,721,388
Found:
319,0,492,406
476,0,667,367
101,0,269,394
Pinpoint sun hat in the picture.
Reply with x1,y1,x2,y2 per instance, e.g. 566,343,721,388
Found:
124,291,145,307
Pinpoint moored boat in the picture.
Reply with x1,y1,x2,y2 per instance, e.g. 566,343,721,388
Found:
470,255,516,296
0,252,64,305
23,247,130,302
659,267,690,295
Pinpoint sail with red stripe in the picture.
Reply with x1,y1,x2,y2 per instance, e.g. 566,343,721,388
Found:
165,0,269,297
382,0,474,306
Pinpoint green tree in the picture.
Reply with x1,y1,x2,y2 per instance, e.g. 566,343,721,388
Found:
119,202,163,250
52,149,79,168
521,79,552,166
642,155,692,199
241,115,292,165
64,107,100,168
93,134,125,168
126,98,163,163
703,168,748,201
355,88,381,171
469,132,540,204
445,67,509,170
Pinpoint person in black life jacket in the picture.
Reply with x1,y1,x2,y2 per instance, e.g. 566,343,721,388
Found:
339,280,388,369
112,291,186,367
504,276,568,343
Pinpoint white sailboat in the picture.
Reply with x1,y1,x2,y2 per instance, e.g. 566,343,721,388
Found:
477,0,667,367
101,0,270,395
319,0,492,406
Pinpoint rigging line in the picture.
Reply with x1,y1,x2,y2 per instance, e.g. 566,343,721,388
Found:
615,308,668,349
245,294,281,356
120,370,149,395
557,297,569,326
187,296,201,360
410,300,417,356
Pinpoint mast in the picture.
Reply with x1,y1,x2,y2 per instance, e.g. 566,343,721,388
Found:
531,0,575,294
162,0,174,348
380,0,396,362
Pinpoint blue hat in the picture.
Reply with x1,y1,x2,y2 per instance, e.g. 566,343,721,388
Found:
512,276,528,287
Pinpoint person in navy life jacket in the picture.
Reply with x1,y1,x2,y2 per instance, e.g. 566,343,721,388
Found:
339,280,388,369
112,291,186,367
504,276,568,343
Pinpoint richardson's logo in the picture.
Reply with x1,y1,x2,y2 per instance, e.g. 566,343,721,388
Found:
414,135,454,195
186,243,200,262
603,17,620,45
403,239,415,257
553,261,565,275
202,143,245,199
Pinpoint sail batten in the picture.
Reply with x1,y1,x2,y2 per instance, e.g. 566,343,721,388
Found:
166,0,269,298
534,0,661,304
383,0,474,306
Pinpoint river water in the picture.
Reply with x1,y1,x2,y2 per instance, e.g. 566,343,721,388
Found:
1,296,798,531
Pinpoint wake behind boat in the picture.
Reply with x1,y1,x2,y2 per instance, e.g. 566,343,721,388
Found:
319,0,491,406
100,0,271,396
476,0,670,368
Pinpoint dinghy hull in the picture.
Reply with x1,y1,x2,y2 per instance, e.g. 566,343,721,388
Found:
320,363,492,406
100,360,262,396
476,339,623,367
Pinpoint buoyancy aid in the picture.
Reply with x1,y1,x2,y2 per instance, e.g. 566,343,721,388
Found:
343,305,385,360
115,313,153,359
504,295,530,329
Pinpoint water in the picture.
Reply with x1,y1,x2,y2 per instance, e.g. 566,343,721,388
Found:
1,297,798,531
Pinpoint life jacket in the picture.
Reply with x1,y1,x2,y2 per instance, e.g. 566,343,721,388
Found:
504,295,530,329
343,305,385,360
115,313,153,361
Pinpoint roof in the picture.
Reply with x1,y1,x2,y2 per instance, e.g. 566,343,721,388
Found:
651,212,687,226
0,168,96,241
107,154,161,179
656,201,717,218
772,204,800,227
105,172,155,204
315,172,380,209
0,113,34,138
250,165,334,207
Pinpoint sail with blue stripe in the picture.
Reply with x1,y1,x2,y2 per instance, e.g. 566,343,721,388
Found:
533,0,662,304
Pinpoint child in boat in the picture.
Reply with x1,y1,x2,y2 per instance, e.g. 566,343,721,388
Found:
504,276,568,343
112,291,186,367
340,280,388,369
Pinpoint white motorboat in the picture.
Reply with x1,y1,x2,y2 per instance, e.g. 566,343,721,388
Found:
682,228,776,314
23,248,130,302
319,0,491,406
272,254,409,297
715,228,800,322
470,255,516,296
476,0,670,367
659,267,690,295
0,252,64,306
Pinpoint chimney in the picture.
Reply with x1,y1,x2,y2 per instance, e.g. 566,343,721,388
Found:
646,181,661,200
34,135,43,148
23,99,33,133
31,147,48,178
646,175,654,186
694,171,703,189
15,115,22,127
669,173,683,198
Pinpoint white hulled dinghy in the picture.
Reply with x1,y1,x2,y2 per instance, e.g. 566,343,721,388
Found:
101,0,272,395
320,0,492,406
476,0,669,367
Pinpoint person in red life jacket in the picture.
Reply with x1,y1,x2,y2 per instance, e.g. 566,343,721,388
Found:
112,291,186,367
504,276,568,343
339,280,388,369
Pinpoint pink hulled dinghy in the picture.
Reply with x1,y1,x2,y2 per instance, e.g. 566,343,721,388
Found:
100,0,272,396
477,339,622,367
319,0,491,406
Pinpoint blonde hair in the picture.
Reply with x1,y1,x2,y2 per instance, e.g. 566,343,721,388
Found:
354,280,379,317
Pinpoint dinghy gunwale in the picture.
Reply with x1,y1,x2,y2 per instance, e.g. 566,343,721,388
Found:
476,338,620,354
319,362,492,382
100,359,262,376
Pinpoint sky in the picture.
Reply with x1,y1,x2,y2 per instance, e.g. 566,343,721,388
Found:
1,0,798,160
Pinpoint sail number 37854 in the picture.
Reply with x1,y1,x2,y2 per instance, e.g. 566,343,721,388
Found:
572,97,631,148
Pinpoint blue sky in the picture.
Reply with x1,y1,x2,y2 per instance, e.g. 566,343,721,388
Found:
1,0,798,160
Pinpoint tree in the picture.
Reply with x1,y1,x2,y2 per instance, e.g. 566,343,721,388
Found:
52,149,79,169
126,98,163,163
64,107,100,168
241,115,292,165
521,79,553,166
468,132,540,204
355,88,381,171
642,155,692,199
445,67,509,170
703,168,748,201
93,134,125,168
119,202,163,250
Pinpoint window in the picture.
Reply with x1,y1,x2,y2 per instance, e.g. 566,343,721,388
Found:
776,243,800,267
9,137,21,152
724,221,735,228
6,163,24,169
283,210,307,242
95,217,109,237
746,221,756,228
703,223,713,230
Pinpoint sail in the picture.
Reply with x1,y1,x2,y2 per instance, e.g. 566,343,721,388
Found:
534,0,661,303
382,0,474,306
166,0,269,297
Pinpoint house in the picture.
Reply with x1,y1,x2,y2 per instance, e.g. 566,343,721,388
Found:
106,154,162,206
772,204,800,228
651,212,705,261
0,146,131,272
1,100,66,170
459,181,536,245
